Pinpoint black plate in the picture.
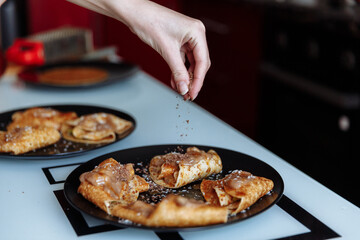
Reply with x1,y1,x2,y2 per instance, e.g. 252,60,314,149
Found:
18,61,138,89
0,104,136,159
64,144,284,231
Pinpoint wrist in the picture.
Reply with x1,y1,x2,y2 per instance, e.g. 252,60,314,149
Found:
103,0,151,28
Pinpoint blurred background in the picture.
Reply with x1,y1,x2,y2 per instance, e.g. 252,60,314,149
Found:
1,0,359,206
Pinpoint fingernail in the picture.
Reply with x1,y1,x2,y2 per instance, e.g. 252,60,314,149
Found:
191,92,198,101
177,81,189,95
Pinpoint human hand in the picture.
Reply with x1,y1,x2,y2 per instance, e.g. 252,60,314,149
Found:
67,0,210,100
127,1,210,101
125,0,210,100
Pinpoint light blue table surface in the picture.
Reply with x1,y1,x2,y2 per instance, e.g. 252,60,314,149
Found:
0,69,359,240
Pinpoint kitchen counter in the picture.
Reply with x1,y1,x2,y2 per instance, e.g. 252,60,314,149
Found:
0,65,359,240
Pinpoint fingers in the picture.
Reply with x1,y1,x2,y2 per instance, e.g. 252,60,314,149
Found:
187,37,210,101
142,12,210,101
170,78,176,90
167,38,210,101
164,45,191,96
171,76,190,101
189,58,209,101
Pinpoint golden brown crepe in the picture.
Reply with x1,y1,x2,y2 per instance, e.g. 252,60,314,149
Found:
146,194,228,227
109,194,228,227
78,158,149,214
7,107,77,131
78,154,228,227
61,113,133,144
149,147,222,188
200,170,274,214
109,199,155,225
0,126,61,155
38,67,108,86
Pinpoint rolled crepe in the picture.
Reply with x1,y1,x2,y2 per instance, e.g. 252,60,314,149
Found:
109,194,228,227
149,147,222,188
146,194,228,227
62,112,133,144
78,158,149,214
201,170,274,214
109,200,156,225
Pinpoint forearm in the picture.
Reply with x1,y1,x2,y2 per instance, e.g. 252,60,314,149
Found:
67,0,210,100
68,0,190,61
67,0,151,29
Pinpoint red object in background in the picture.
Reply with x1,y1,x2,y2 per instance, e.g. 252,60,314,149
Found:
6,39,45,66
27,0,92,33
26,0,106,47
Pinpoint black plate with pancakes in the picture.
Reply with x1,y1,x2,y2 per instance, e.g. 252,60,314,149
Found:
0,104,136,159
64,144,284,231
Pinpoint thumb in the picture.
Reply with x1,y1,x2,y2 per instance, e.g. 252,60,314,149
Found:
172,69,190,95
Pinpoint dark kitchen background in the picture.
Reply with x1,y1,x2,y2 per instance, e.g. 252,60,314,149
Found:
1,0,359,206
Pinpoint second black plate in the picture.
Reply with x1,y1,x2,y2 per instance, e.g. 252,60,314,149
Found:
0,104,136,159
64,144,284,231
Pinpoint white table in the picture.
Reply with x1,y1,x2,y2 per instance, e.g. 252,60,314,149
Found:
0,67,359,240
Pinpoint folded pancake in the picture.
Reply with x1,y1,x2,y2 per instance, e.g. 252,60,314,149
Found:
7,107,77,131
149,147,222,188
78,158,149,214
61,113,133,144
146,194,228,227
201,170,274,214
109,194,228,227
0,126,61,155
109,200,156,225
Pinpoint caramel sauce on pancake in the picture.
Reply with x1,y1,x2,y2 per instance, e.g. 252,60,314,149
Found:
80,162,132,199
223,170,255,190
200,170,274,214
80,158,149,203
